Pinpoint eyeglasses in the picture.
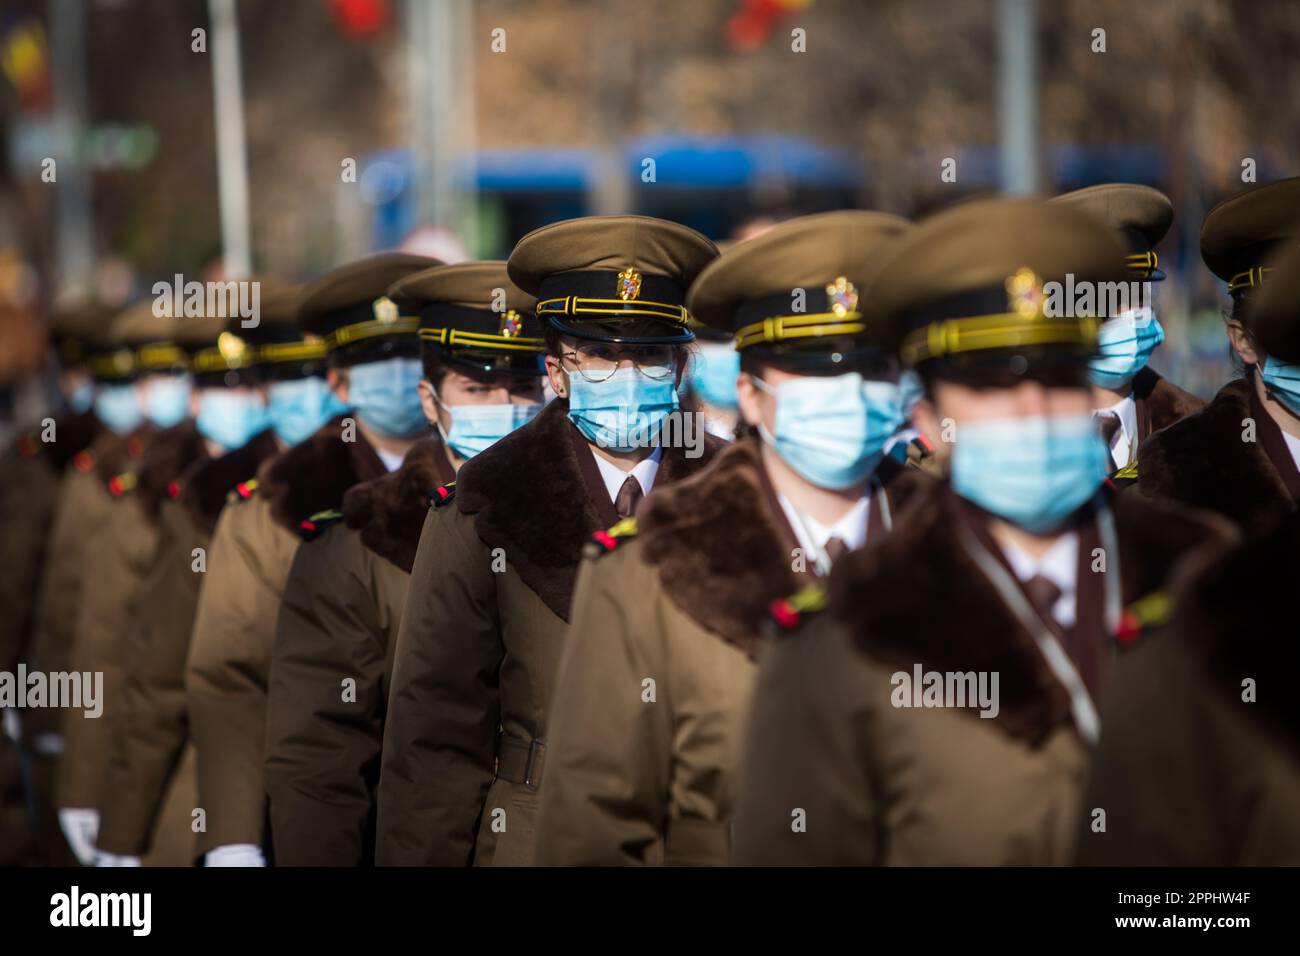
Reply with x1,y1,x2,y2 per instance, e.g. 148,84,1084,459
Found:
560,343,678,383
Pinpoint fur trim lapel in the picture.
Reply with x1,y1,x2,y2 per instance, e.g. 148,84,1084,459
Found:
134,421,210,523
1133,367,1205,436
455,399,724,621
257,416,387,531
93,423,156,484
640,440,933,655
831,481,1231,744
342,434,455,573
1138,378,1294,537
639,440,799,656
1178,511,1300,759
43,410,103,472
180,429,281,535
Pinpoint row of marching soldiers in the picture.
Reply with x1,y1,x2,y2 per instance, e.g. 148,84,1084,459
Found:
1,177,1298,868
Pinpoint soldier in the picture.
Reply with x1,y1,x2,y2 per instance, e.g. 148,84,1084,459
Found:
1051,184,1205,480
57,308,269,864
731,198,1234,866
24,302,187,865
186,252,434,866
376,215,724,866
92,285,334,866
1140,176,1300,536
534,210,925,865
0,300,111,865
1077,245,1300,865
264,261,546,865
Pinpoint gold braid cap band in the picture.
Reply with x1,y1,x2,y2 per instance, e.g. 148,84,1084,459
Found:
329,315,420,349
733,311,866,350
418,327,545,353
900,313,1100,366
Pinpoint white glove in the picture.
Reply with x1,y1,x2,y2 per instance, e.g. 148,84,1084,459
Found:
31,732,64,755
205,843,266,867
2,707,19,742
94,851,142,867
58,808,100,866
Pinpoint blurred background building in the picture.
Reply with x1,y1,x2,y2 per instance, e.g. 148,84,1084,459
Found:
2,0,1300,434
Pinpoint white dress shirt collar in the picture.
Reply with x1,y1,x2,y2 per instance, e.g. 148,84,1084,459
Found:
1282,431,1300,472
1094,393,1137,470
591,445,662,505
777,492,871,566
999,530,1080,629
376,447,407,473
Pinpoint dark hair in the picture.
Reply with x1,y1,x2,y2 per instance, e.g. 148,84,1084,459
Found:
1224,299,1260,375
738,353,769,379
544,325,565,358
419,343,451,388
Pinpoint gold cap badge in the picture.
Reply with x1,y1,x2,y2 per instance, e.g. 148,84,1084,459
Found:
617,268,642,301
373,296,399,324
825,276,859,317
1005,267,1045,319
217,332,247,363
500,310,523,338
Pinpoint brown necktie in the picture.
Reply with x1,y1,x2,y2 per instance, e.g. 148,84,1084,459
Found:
1095,412,1121,448
1023,573,1063,624
615,475,644,519
823,535,849,566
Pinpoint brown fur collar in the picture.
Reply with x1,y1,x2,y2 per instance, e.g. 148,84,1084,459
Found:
455,399,725,621
1139,378,1294,537
134,421,211,524
639,439,932,656
257,416,387,532
42,410,103,472
179,429,281,535
342,434,456,573
92,423,157,484
830,480,1233,745
1176,509,1300,759
1133,367,1205,434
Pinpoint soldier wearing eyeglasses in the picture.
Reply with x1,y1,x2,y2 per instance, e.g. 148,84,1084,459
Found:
533,211,928,865
376,216,725,866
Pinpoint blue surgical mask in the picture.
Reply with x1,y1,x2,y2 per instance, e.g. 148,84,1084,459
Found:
1259,358,1300,417
567,365,680,453
346,358,429,439
1088,307,1165,389
196,389,269,451
144,375,193,428
94,383,144,435
68,381,95,415
438,398,541,460
753,372,903,490
267,376,341,446
688,343,740,411
951,413,1109,534
898,370,926,421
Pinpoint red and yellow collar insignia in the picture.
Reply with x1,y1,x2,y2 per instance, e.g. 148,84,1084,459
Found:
1115,590,1170,645
298,508,343,540
108,472,137,497
770,584,828,632
235,479,257,499
167,480,183,499
586,517,638,558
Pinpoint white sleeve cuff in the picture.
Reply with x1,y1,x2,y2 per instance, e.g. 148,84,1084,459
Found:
205,844,267,867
